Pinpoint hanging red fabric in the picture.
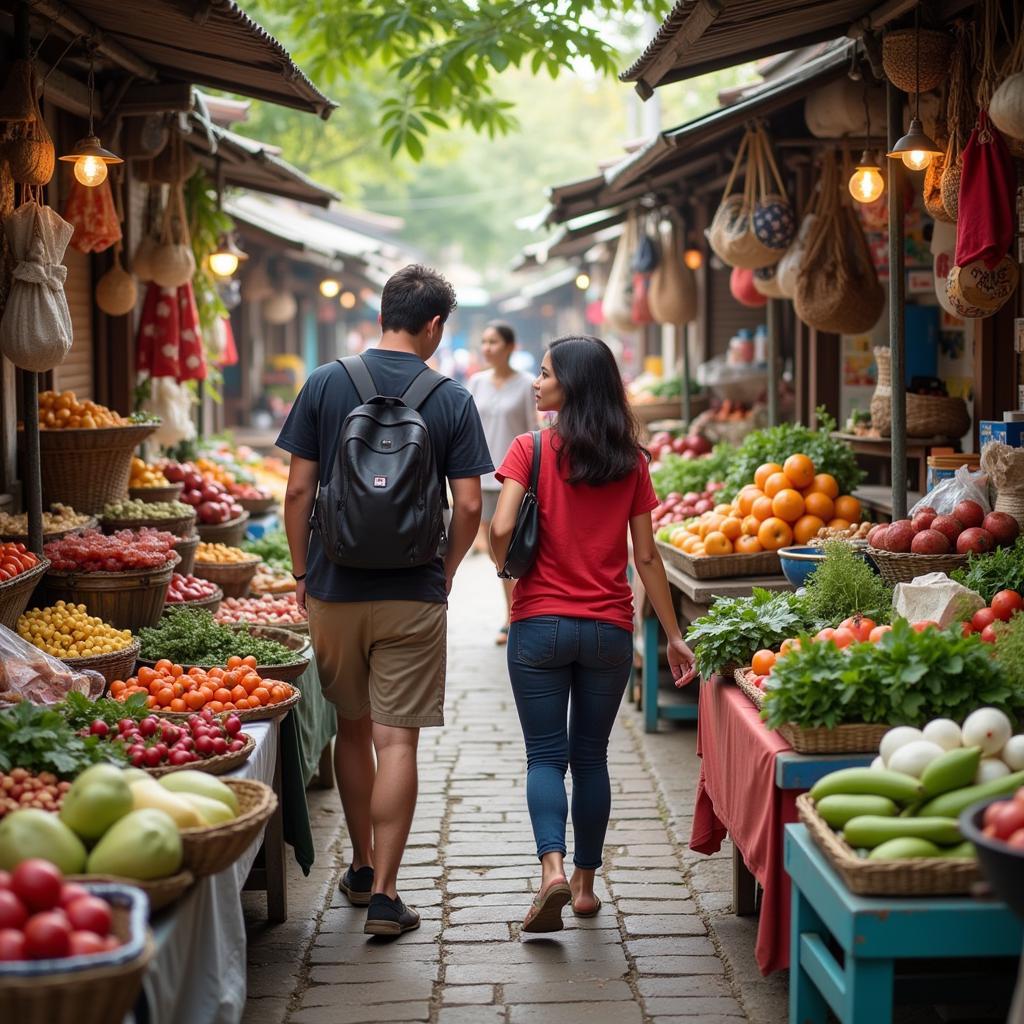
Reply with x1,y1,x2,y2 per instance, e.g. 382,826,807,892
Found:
62,177,122,254
176,282,207,381
630,272,653,325
135,282,180,378
955,110,1017,268
215,316,238,367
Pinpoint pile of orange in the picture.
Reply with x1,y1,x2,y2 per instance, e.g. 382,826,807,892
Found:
110,656,294,713
667,454,862,557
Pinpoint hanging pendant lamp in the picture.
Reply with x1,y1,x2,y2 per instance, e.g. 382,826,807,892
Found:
58,51,123,186
849,83,885,202
887,5,942,171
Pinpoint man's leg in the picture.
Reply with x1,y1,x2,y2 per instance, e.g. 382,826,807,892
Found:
334,711,375,869
369,723,420,899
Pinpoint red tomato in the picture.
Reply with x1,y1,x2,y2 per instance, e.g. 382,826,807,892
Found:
981,624,999,644
869,625,892,643
11,860,63,912
815,627,836,644
1007,828,1024,850
912,620,939,632
23,911,71,959
68,930,107,956
0,870,10,891
832,627,857,649
962,621,975,637
840,615,876,642
59,884,90,909
990,800,1024,840
991,590,1024,623
0,928,26,961
0,890,27,930
972,607,998,632
64,897,111,937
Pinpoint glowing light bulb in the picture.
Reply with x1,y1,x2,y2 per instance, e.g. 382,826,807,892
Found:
319,278,341,298
209,252,240,278
574,273,590,290
901,149,932,171
339,291,357,309
683,248,703,270
74,154,107,187
848,165,885,204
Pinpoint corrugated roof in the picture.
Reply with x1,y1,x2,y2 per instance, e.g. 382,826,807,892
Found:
620,0,916,96
32,0,336,118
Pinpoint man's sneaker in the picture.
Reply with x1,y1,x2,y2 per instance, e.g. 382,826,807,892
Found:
364,893,420,936
339,865,374,907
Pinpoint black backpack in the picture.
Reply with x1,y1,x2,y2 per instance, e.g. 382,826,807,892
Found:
311,355,447,569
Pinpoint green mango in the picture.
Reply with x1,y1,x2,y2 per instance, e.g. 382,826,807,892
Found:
178,793,235,826
0,809,87,873
59,763,133,840
159,772,237,814
86,808,183,880
868,837,943,860
920,747,982,797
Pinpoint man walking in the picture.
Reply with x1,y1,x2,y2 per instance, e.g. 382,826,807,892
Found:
278,265,492,935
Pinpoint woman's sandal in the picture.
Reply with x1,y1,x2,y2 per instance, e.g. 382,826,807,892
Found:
522,879,572,933
571,894,602,918
495,625,510,646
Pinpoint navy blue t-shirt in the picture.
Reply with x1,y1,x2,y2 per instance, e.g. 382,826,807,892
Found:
276,349,493,604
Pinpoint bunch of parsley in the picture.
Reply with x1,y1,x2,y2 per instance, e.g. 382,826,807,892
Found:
802,540,893,626
951,537,1024,603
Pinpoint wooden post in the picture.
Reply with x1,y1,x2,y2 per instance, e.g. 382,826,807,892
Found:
886,81,907,519
767,299,782,426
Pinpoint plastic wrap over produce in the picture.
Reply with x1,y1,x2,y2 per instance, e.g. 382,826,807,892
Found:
143,376,196,448
0,624,104,703
893,572,986,629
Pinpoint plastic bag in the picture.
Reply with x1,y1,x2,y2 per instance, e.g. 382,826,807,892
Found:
910,465,990,517
0,624,104,703
893,571,986,629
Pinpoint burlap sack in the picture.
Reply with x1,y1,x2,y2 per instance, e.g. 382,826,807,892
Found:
648,212,696,325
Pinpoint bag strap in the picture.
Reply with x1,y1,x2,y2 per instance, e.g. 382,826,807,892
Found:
527,431,541,496
758,125,788,197
401,366,447,410
338,355,378,404
721,131,750,201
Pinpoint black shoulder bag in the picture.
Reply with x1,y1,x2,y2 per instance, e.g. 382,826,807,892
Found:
498,430,541,580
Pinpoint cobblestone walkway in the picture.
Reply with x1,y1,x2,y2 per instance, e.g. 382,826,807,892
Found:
242,555,746,1024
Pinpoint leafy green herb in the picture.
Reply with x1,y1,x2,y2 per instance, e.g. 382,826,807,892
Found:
719,409,864,501
644,376,700,399
138,608,295,665
802,540,892,625
652,443,735,501
0,701,127,777
686,588,812,679
58,691,148,730
762,618,1018,729
242,531,292,572
993,615,1024,692
951,537,1024,603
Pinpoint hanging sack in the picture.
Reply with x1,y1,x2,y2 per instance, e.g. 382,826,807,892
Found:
95,245,137,316
135,282,181,378
121,115,170,160
602,212,637,333
805,79,887,139
150,185,195,289
1,65,54,187
941,25,975,222
648,212,697,325
776,212,818,299
0,60,38,123
631,219,660,274
990,26,1024,158
751,125,796,254
0,201,73,372
753,263,785,299
243,259,273,302
924,119,954,222
132,233,158,282
630,272,652,325
63,176,122,254
882,28,951,93
931,219,959,316
730,266,766,308
176,281,207,381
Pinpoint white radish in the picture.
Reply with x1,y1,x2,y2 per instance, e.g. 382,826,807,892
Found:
888,740,946,778
961,708,1013,756
1001,735,1024,771
922,718,963,751
879,726,924,766
870,756,885,771
975,758,1012,784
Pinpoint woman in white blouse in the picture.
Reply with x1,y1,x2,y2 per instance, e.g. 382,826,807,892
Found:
468,321,538,645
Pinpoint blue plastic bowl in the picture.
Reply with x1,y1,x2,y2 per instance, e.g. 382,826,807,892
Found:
777,543,879,589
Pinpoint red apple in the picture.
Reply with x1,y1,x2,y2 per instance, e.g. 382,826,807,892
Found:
983,511,1020,547
973,607,998,632
911,529,951,555
868,525,889,550
931,515,964,545
956,527,995,555
953,500,986,529
912,509,937,532
885,521,916,553
981,623,999,644
912,620,939,632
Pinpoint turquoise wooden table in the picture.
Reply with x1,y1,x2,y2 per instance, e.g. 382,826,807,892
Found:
785,823,1023,1024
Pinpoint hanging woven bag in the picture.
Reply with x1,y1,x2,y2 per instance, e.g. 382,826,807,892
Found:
150,185,195,289
924,120,954,222
602,212,638,333
95,244,138,317
882,28,951,93
648,212,697,325
2,65,54,187
712,129,781,269
751,125,796,254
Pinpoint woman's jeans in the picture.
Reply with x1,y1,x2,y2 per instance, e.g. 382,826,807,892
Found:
507,616,632,870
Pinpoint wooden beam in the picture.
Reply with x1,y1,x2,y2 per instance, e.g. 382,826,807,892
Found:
116,83,193,116
636,0,723,98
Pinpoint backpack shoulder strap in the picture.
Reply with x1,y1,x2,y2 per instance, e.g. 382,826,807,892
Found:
400,367,448,411
338,355,377,404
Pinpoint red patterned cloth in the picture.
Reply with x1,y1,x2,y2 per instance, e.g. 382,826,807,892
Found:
176,282,206,381
135,282,180,378
62,177,122,254
691,677,799,975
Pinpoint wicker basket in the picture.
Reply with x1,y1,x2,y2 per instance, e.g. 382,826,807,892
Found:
866,545,969,585
172,533,199,576
101,511,195,539
163,588,223,617
656,539,782,580
145,733,255,777
68,870,194,915
0,558,49,630
1,518,98,545
178,779,277,878
0,884,153,1023
27,424,159,515
153,687,301,724
62,639,141,688
734,667,766,708
905,392,971,439
128,484,183,504
797,793,980,895
43,556,178,632
192,557,260,599
196,512,250,547
882,28,952,93
237,495,276,515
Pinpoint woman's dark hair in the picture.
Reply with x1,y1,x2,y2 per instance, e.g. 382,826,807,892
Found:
548,335,648,487
484,321,515,345
380,264,458,334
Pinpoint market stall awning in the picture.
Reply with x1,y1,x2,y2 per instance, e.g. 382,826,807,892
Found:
27,0,336,118
619,0,923,96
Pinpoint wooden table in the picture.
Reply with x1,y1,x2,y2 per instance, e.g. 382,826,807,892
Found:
832,432,959,495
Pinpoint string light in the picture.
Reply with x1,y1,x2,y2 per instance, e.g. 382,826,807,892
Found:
683,248,703,270
58,51,122,187
574,273,590,290
887,6,942,170
319,278,341,298
339,291,357,309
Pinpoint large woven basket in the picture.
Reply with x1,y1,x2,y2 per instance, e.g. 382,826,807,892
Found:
0,517,97,545
196,512,250,547
61,639,141,688
128,484,183,504
0,558,49,629
657,539,782,580
28,424,159,515
866,545,969,585
882,28,952,93
44,556,177,632
192,557,260,598
145,732,255,777
0,884,153,1024
68,870,194,916
237,495,276,515
172,533,199,575
101,510,195,539
178,778,277,877
797,793,979,895
905,392,970,439
152,687,301,724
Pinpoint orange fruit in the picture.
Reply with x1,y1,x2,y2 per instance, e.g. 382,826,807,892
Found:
170,698,187,713
755,462,783,490
714,503,734,516
690,543,707,557
804,491,835,521
783,453,815,490
156,687,174,707
213,687,232,703
771,488,805,523
812,473,839,499
763,472,791,498
230,684,247,703
671,533,688,549
834,495,861,522
720,516,743,541
741,514,761,536
704,531,733,556
752,495,775,521
827,517,851,531
699,514,725,539
779,638,801,656
682,536,703,554
735,534,762,554
751,649,777,676
758,516,794,551
793,514,826,544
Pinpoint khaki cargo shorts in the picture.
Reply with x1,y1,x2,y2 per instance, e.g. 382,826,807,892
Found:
306,596,446,728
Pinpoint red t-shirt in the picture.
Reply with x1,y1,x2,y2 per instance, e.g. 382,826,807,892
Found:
496,430,657,631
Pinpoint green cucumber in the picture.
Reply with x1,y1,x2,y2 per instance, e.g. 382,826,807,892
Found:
916,769,1024,819
816,794,898,828
868,837,942,860
899,801,924,817
939,840,977,859
920,747,982,798
809,767,924,805
843,815,961,848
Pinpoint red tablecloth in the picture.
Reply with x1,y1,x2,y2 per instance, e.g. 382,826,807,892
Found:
691,677,799,975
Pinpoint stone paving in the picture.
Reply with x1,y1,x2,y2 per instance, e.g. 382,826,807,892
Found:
241,553,750,1024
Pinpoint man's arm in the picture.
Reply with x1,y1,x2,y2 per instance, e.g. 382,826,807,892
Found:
283,455,319,610
444,476,482,594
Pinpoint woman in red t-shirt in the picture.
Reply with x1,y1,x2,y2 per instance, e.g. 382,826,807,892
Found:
490,335,696,933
